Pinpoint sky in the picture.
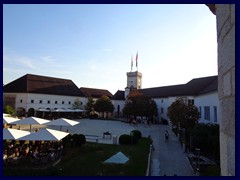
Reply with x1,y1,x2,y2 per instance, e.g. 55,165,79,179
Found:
3,4,217,94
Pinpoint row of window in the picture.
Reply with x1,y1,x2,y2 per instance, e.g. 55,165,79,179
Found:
20,99,82,105
160,99,195,114
200,106,217,122
160,99,194,105
32,99,71,105
160,105,217,122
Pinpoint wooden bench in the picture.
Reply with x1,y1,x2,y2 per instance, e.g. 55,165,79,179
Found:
85,135,99,143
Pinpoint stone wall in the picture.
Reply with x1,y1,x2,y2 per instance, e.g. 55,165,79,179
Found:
216,4,235,176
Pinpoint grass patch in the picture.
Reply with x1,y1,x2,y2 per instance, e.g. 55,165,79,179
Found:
57,138,149,176
4,138,150,176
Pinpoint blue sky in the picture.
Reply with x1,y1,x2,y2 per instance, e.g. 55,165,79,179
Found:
3,4,217,94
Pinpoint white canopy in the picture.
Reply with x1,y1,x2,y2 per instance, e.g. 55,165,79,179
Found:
18,128,69,141
3,113,10,117
10,116,50,132
3,128,31,140
104,151,129,164
3,117,20,124
44,118,79,126
74,109,86,112
51,108,86,112
11,116,50,125
37,108,50,112
44,118,79,131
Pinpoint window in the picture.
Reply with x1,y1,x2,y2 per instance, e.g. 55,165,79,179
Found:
204,106,210,121
55,101,58,104
214,106,217,122
39,100,42,104
161,100,163,103
48,100,50,104
161,108,164,114
68,101,71,105
62,101,65,104
117,105,120,113
80,101,83,105
31,100,34,103
199,106,201,118
20,99,23,103
188,99,194,105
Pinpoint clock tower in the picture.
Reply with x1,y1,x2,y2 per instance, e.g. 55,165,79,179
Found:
124,71,142,99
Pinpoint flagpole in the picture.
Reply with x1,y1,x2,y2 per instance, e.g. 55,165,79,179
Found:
136,51,138,72
131,56,133,72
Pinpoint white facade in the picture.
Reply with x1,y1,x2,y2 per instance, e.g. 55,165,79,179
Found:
112,100,126,117
4,92,87,112
154,96,196,122
153,98,169,120
4,89,219,125
156,94,219,124
195,92,219,124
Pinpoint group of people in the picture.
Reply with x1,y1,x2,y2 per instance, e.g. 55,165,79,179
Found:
129,116,158,126
3,141,64,166
148,130,170,151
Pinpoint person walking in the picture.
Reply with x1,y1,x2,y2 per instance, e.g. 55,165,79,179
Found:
148,135,155,151
165,130,169,142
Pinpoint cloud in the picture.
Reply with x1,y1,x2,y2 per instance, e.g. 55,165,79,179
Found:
40,56,54,63
18,57,37,69
3,48,38,69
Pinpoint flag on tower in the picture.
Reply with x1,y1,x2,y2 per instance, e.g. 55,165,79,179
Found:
136,51,138,67
131,56,133,71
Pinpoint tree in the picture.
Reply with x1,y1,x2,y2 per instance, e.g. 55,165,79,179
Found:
123,90,158,118
190,123,220,161
84,97,95,116
167,97,200,131
94,96,114,118
3,105,15,115
72,98,83,109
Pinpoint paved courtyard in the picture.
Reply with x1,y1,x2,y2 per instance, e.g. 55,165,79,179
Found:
12,118,194,176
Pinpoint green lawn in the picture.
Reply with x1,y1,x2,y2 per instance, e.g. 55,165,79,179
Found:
4,138,150,176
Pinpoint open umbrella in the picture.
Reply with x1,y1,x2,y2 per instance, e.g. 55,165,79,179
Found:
3,128,31,140
18,128,69,141
10,116,50,132
3,117,20,124
44,118,79,131
3,113,10,117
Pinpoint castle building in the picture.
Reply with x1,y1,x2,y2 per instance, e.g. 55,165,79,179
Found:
3,70,218,124
111,69,218,124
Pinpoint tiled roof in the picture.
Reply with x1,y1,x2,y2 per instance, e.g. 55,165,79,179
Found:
79,87,113,98
3,74,83,97
112,90,125,100
140,75,218,98
4,74,217,99
198,76,218,94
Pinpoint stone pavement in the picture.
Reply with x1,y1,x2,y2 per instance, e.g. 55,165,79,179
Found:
12,119,194,176
134,123,195,176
